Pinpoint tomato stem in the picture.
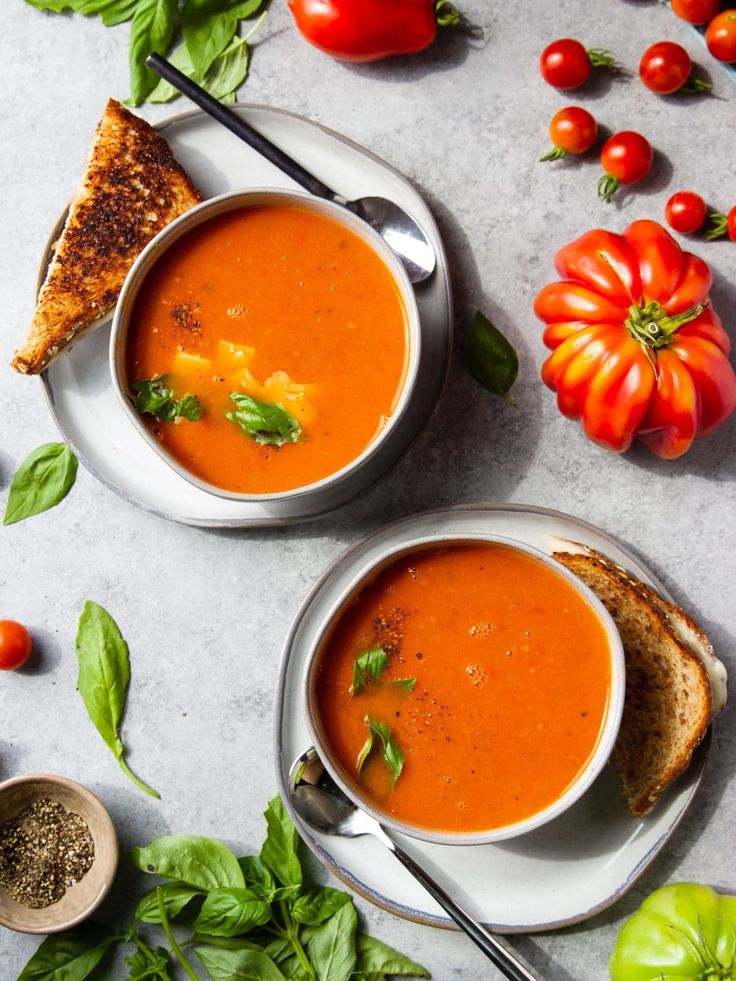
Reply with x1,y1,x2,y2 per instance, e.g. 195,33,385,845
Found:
435,0,462,27
597,173,620,203
706,212,728,240
626,299,708,349
587,47,616,70
681,73,712,94
539,146,568,162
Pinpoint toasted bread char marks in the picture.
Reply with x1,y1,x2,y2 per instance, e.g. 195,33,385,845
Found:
11,99,202,375
553,551,712,818
547,536,727,716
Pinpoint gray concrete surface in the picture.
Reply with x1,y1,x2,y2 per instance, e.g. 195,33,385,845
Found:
1,0,735,977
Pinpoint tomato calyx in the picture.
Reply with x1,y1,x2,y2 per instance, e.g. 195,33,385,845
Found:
540,146,568,162
626,299,707,350
681,74,712,93
707,212,729,240
435,0,462,27
598,174,621,203
587,47,616,69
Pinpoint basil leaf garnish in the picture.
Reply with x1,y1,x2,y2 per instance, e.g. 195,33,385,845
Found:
128,0,179,106
350,646,388,695
130,835,245,892
17,923,118,981
260,796,303,889
291,887,351,926
358,717,405,786
75,600,160,798
132,376,203,422
193,887,271,937
134,883,202,924
3,442,78,526
354,933,431,977
388,677,416,693
195,947,287,980
305,901,358,981
226,392,303,446
463,309,519,403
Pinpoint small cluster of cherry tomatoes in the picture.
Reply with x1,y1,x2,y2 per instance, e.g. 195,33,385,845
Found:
665,192,736,239
671,0,736,63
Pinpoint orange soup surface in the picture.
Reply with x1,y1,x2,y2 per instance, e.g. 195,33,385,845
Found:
126,205,408,493
315,543,613,833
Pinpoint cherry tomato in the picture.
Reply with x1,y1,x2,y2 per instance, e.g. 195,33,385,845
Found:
671,0,722,24
540,107,598,161
639,42,704,94
707,205,736,241
540,38,615,89
0,621,32,670
665,192,708,234
598,132,654,203
706,9,736,62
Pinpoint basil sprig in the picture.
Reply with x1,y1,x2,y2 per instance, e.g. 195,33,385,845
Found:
350,646,388,695
23,0,265,106
17,795,430,981
75,600,160,798
227,392,303,446
3,442,78,526
357,717,405,787
463,310,519,403
132,376,203,423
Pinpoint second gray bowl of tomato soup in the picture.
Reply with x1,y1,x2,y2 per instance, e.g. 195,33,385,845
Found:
303,533,626,846
110,188,421,506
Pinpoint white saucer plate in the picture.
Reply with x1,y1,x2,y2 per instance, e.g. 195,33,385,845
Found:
275,504,709,933
38,106,452,527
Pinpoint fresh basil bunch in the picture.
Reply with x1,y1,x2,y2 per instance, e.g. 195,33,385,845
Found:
17,797,430,981
23,0,266,106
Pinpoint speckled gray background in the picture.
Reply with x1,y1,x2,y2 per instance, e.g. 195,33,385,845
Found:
1,0,735,977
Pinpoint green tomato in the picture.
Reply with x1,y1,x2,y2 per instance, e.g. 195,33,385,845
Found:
610,883,736,980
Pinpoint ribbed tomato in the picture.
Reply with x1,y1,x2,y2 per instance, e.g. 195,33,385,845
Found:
534,220,736,458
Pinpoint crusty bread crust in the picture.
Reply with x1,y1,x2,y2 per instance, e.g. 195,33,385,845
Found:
553,551,712,818
11,99,202,375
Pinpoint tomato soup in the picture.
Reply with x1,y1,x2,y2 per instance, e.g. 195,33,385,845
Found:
313,543,613,833
126,204,409,494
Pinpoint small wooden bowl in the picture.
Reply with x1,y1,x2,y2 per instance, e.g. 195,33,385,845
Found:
0,774,118,934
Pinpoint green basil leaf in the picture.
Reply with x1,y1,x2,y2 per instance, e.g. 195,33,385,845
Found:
76,600,160,798
199,34,250,99
291,886,351,925
227,392,302,447
17,923,118,981
131,835,245,891
350,646,388,695
387,678,416,693
305,901,358,981
124,943,170,979
361,717,405,787
463,310,519,403
193,886,271,937
128,0,179,107
356,725,373,777
181,0,238,77
187,934,265,950
134,882,203,923
260,796,303,889
354,934,430,977
263,937,292,964
237,855,276,900
132,377,203,422
148,41,196,102
195,947,287,980
4,442,78,525
76,0,138,23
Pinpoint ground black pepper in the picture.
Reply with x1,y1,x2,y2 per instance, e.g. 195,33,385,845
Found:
0,798,95,908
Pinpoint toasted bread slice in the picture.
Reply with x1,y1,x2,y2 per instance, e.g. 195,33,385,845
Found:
11,99,202,375
553,550,713,817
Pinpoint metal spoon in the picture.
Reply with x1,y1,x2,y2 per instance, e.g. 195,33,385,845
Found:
146,54,436,284
288,747,538,981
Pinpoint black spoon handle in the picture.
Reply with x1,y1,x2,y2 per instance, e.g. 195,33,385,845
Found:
146,53,338,201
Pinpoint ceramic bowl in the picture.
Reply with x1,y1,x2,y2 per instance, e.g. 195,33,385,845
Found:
303,532,626,846
110,187,422,504
0,774,118,934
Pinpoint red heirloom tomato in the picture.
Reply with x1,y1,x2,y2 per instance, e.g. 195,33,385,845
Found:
708,205,736,240
534,220,736,458
598,131,653,202
639,41,709,94
671,0,722,23
540,38,616,89
706,10,736,62
540,107,598,161
287,0,459,62
0,621,32,670
665,191,708,234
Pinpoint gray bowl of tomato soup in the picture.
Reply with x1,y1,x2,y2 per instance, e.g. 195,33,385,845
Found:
110,188,421,505
303,532,626,847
